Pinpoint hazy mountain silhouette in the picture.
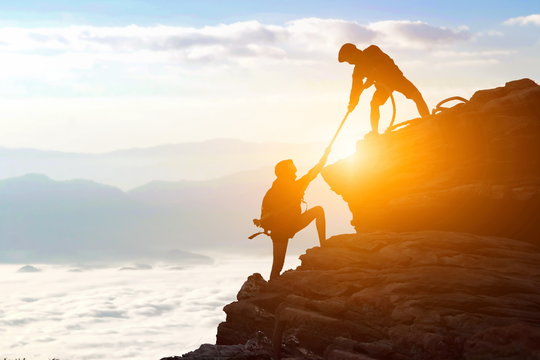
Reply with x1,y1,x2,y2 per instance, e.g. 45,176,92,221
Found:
0,139,322,189
0,174,152,262
129,167,351,254
0,138,351,263
0,165,350,263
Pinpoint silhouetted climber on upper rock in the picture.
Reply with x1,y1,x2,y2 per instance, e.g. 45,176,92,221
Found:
253,148,330,280
339,43,430,135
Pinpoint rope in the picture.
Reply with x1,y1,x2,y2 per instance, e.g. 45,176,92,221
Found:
386,95,469,133
385,93,397,133
328,80,400,145
327,110,351,150
432,96,468,115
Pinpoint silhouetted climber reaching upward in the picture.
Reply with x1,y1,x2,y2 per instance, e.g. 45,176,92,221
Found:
252,148,330,280
339,43,429,135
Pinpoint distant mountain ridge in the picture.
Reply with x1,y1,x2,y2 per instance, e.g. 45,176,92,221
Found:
0,138,322,189
0,173,124,197
0,170,351,263
0,138,349,263
0,174,146,263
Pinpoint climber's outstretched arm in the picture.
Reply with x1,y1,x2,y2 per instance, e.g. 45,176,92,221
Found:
349,74,374,112
348,73,364,112
297,147,331,190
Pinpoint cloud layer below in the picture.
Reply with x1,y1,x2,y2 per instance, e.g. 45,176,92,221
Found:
0,257,286,359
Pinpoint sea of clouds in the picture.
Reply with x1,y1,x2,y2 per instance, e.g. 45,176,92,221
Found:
0,255,298,360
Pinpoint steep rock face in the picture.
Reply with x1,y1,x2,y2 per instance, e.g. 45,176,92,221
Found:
189,232,540,360
323,79,540,243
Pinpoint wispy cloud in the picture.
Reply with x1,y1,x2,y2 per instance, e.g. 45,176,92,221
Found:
504,14,540,26
430,49,512,68
368,20,471,49
0,18,471,68
432,50,514,58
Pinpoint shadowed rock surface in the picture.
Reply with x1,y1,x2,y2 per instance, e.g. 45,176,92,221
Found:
171,232,540,360
163,79,540,359
323,79,540,244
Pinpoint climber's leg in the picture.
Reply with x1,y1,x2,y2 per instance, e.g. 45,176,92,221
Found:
370,88,391,134
270,235,289,280
398,77,430,117
295,206,326,246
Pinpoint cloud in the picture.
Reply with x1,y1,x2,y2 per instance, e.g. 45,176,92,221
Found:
0,17,518,153
91,310,128,318
431,50,513,67
0,18,471,69
285,18,376,51
119,264,153,271
0,258,276,360
432,50,514,58
133,303,175,317
504,14,540,26
368,20,471,49
2,317,39,326
434,58,500,68
20,297,39,302
476,30,504,37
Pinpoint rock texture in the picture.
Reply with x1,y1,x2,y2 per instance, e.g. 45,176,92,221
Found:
175,232,540,359
323,79,540,244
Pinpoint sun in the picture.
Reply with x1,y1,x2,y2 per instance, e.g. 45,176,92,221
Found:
328,137,357,162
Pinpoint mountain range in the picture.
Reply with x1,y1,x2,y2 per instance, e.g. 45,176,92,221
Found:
0,138,323,189
0,139,351,263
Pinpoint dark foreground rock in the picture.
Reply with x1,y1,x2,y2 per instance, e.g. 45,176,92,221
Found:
162,343,272,360
323,79,540,245
170,231,540,360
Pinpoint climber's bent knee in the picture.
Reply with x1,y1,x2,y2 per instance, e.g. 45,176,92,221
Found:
313,206,324,218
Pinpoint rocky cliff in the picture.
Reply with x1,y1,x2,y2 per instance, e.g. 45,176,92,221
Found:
170,232,540,360
323,79,540,243
163,79,540,360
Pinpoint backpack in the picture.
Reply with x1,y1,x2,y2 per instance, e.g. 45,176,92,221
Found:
248,180,304,239
362,45,402,81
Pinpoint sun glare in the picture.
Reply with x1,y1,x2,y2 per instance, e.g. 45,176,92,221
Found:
329,140,356,162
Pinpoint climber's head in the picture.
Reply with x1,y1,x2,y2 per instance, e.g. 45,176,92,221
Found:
338,43,360,64
275,159,297,180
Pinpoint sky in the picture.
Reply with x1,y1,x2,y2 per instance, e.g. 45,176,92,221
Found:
0,1,538,153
